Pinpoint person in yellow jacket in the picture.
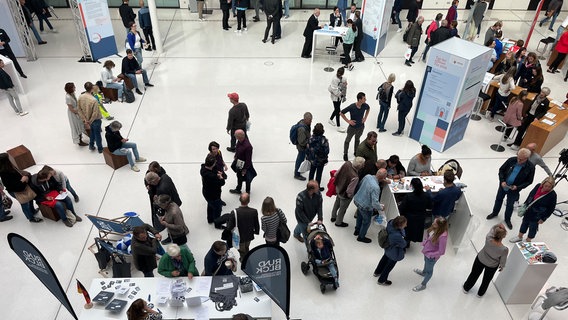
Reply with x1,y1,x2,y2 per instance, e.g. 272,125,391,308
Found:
92,85,114,120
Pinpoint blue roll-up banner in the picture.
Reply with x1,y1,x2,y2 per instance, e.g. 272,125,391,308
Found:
241,244,291,320
361,0,393,57
78,0,118,61
7,233,78,319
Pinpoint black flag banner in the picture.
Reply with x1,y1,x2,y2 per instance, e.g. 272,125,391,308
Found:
241,244,291,319
7,233,78,319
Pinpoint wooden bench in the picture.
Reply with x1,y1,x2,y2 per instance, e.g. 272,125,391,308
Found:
6,145,35,170
103,147,129,169
101,87,119,102
39,203,60,222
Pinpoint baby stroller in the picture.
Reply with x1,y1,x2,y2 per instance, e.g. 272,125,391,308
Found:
300,224,339,293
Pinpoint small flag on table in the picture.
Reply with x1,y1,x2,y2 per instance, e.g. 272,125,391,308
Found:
76,279,93,309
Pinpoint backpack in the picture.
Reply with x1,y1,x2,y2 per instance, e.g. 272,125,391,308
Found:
394,89,402,104
307,136,329,166
403,23,412,43
123,88,135,103
289,121,306,145
377,83,389,102
378,227,389,249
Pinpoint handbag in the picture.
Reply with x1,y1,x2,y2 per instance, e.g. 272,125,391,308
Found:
276,211,291,243
404,47,412,60
94,239,111,270
13,185,37,204
231,209,240,248
65,209,77,224
111,254,131,278
2,191,13,210
298,159,311,173
518,193,548,217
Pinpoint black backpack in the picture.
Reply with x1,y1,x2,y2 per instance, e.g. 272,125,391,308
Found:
123,88,135,103
403,23,412,43
377,82,389,102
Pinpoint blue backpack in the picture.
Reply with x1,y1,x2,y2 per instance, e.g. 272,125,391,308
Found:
289,121,306,145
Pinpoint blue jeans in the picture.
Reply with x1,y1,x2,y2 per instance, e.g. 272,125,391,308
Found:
8,192,35,220
28,23,44,43
54,196,76,221
231,0,236,15
316,259,338,280
126,70,149,89
421,256,437,286
375,254,398,283
284,0,290,17
133,48,143,66
104,82,124,99
491,186,520,222
553,25,565,49
394,10,402,29
89,119,103,152
354,207,372,239
294,149,307,176
112,141,140,166
490,94,508,117
65,179,78,199
37,13,53,31
541,11,559,29
377,101,389,130
294,221,308,239
206,198,222,223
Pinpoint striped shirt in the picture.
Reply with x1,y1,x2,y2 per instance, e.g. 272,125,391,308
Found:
261,209,286,242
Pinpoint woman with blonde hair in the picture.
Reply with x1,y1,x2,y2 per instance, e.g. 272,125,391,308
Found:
510,176,557,243
376,73,395,133
412,217,448,291
261,196,287,246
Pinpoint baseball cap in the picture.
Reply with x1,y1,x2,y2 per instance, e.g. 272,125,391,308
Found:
227,92,239,101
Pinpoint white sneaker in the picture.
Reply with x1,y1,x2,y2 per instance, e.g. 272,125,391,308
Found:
243,27,248,31
135,157,147,163
40,30,47,34
337,127,346,133
328,119,336,127
19,111,29,116
131,165,140,172
510,145,519,151
509,236,522,243
397,28,403,33
50,29,58,33
234,29,241,33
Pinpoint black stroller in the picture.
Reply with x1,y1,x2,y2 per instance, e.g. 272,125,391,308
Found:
300,224,339,293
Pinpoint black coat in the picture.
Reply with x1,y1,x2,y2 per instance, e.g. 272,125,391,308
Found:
131,224,159,273
119,3,136,28
498,157,535,191
219,0,232,10
303,14,321,38
200,164,225,201
355,18,363,41
330,13,342,27
226,206,260,243
399,192,432,242
522,184,557,223
406,0,419,23
104,126,123,153
155,174,182,207
0,29,13,54
29,175,63,202
528,97,550,120
429,27,452,46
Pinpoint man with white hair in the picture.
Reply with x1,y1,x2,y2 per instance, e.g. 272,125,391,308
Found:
158,243,199,279
487,148,535,230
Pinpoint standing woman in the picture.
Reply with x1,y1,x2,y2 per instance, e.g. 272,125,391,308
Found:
463,223,508,297
208,141,228,206
342,19,356,71
515,52,537,86
502,90,527,140
261,196,287,246
155,194,189,248
307,123,330,189
510,177,557,243
0,153,42,223
328,67,348,131
412,217,448,291
392,80,416,136
374,216,407,286
527,65,544,93
126,22,145,66
398,178,432,247
145,161,167,232
65,82,88,147
376,73,395,132
489,67,516,120
547,29,568,74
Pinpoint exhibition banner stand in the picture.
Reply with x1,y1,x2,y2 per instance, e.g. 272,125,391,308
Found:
409,37,491,152
360,0,394,57
77,0,118,61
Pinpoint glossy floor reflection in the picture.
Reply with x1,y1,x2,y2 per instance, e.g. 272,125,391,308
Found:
0,7,567,320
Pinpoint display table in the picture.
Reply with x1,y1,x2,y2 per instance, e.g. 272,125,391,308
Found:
381,176,472,253
0,54,24,94
80,277,272,320
495,242,557,304
311,26,348,63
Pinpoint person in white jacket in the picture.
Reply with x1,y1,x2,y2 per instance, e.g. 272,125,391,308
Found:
100,60,124,101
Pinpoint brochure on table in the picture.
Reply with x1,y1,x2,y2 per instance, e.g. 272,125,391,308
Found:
516,242,551,264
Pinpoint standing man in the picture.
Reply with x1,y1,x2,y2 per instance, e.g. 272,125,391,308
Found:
0,29,26,78
406,0,421,24
540,0,563,31
405,16,424,66
226,193,259,261
293,112,312,181
200,154,226,224
353,11,364,62
77,82,103,153
19,0,46,45
340,92,370,161
293,180,323,242
330,156,365,227
0,60,28,116
119,0,136,34
131,224,162,277
487,148,535,230
355,131,378,162
353,168,388,243
145,170,182,244
301,8,322,58
393,0,403,32
230,129,255,194
28,0,57,33
226,92,250,152
262,0,281,43
508,88,551,150
526,143,553,176
138,1,155,51
220,0,232,31
252,0,262,22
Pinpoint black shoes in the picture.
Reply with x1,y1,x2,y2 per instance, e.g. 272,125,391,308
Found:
335,222,349,227
357,237,372,243
505,220,513,230
226,147,236,152
294,175,306,181
253,16,260,22
29,217,43,223
486,213,497,220
0,216,13,222
330,217,336,222
145,83,154,87
135,89,143,95
343,154,348,161
20,74,27,78
405,61,412,66
301,55,312,58
262,39,267,43
229,189,242,194
378,280,392,286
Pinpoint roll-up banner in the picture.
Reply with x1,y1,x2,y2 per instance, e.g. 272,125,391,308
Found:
361,0,394,57
78,0,118,60
7,233,78,320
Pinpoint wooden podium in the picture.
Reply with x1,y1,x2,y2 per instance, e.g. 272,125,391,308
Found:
6,145,35,170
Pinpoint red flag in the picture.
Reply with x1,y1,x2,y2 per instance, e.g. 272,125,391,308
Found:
76,279,91,304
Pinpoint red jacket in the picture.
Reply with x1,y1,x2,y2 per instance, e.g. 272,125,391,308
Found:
556,32,568,54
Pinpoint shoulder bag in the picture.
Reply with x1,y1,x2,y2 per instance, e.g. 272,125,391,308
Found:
231,209,240,248
14,185,37,204
276,210,291,243
518,193,548,217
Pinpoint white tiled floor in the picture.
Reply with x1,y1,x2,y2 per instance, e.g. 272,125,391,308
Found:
1,7,567,320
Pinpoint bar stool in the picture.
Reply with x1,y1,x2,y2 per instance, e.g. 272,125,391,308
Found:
490,119,511,152
470,97,483,121
536,37,555,60
324,46,336,72
493,101,508,131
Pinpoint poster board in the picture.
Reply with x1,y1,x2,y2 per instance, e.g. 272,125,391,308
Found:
361,0,393,57
78,0,118,60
